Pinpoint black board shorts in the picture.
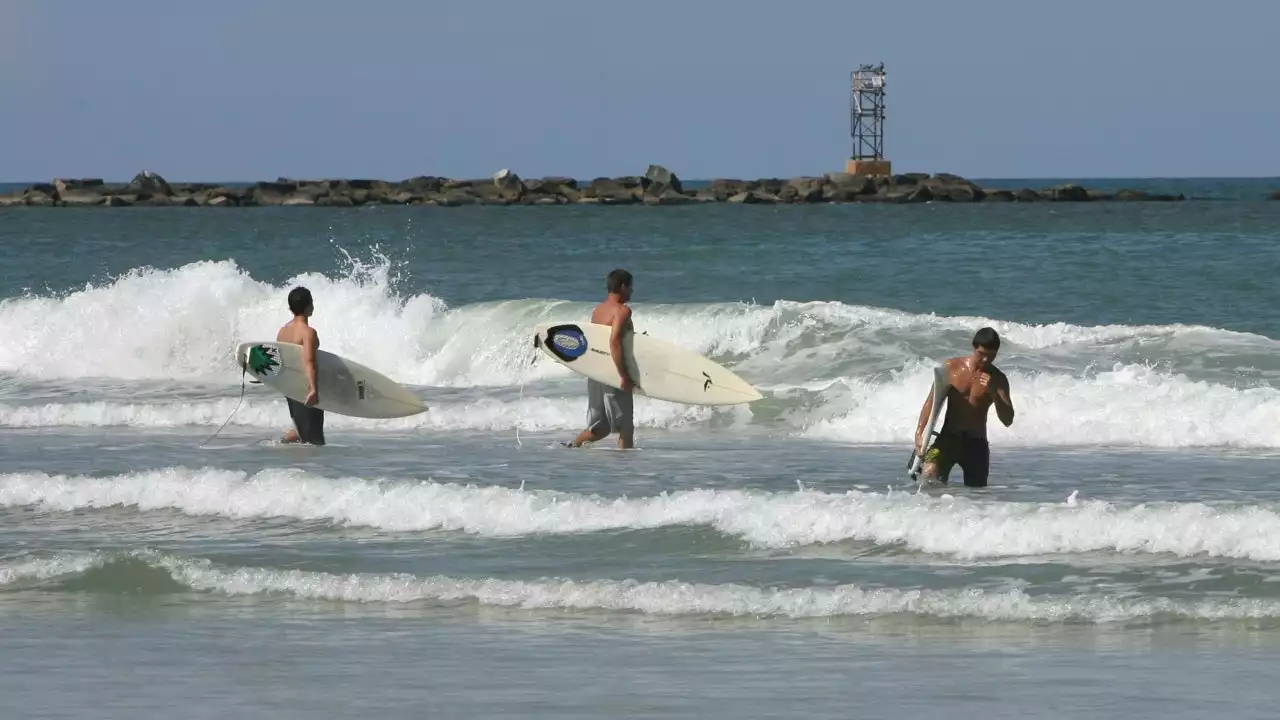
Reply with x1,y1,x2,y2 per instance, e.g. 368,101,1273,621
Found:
923,430,989,487
287,398,326,445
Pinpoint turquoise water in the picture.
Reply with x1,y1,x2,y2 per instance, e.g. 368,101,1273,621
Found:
2,182,1279,718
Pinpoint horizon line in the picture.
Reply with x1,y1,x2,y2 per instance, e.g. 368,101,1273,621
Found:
2,174,1279,185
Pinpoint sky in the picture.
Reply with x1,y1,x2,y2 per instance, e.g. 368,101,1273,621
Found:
2,0,1277,181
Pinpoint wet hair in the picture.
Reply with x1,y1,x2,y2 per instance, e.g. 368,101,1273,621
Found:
288,286,313,315
972,326,1000,350
606,269,632,294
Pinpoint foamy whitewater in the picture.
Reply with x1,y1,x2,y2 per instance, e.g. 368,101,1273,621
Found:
3,200,1278,719
1,258,1276,448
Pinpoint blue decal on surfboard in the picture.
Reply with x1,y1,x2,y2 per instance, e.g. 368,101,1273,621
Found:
545,325,588,362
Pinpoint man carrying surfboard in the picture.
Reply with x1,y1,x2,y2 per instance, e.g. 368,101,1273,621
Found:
568,269,637,449
277,286,325,445
913,327,1015,486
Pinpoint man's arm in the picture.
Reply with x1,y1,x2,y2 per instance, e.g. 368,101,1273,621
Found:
992,371,1014,426
302,329,319,405
609,307,635,391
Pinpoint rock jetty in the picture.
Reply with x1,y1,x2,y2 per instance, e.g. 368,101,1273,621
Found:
0,166,1194,208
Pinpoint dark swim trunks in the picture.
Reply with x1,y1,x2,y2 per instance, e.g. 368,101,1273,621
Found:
923,430,989,487
287,398,326,445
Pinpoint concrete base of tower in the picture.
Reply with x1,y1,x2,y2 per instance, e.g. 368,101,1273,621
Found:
845,159,892,176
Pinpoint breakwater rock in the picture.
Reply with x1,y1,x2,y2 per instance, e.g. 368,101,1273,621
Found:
0,166,1193,208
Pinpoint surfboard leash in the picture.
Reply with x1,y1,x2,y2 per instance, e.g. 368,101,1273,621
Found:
515,338,540,448
199,366,248,448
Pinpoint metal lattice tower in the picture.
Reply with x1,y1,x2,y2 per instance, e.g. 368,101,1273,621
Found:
850,63,886,161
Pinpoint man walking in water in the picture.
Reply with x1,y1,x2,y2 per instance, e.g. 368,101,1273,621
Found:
568,269,637,449
278,286,324,445
914,327,1015,486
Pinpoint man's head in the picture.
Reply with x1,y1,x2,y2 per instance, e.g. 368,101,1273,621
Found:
971,326,1000,368
606,268,632,302
288,286,314,317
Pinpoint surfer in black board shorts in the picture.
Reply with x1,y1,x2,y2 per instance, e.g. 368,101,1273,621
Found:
914,327,1015,486
567,269,637,449
277,286,324,446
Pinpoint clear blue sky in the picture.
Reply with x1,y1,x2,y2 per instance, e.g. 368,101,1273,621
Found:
3,0,1276,181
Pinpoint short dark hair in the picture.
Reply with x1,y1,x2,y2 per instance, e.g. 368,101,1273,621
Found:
606,269,632,294
288,286,313,315
972,326,1000,350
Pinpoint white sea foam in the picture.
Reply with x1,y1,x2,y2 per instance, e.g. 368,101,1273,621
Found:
0,395,711,432
1,359,1275,448
7,551,1277,623
169,561,1280,622
7,468,1280,562
1,258,1275,447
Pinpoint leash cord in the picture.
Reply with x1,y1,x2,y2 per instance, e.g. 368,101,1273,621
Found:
199,367,247,448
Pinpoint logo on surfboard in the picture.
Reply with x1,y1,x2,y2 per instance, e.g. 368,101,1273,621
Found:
544,325,589,362
702,371,713,392
247,344,281,377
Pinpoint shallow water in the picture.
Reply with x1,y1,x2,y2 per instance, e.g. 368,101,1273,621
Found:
2,189,1278,717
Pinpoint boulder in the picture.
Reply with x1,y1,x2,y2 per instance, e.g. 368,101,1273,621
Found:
525,177,580,202
1114,188,1183,201
728,191,773,204
930,184,984,202
586,178,639,204
1046,184,1090,201
492,168,524,196
433,192,479,207
823,174,876,202
704,179,750,202
643,188,694,206
316,194,355,207
782,176,825,203
398,176,445,194
643,164,682,196
128,170,173,197
24,190,55,206
890,173,929,186
906,185,934,203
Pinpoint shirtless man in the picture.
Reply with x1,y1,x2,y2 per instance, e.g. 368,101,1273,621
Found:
568,269,637,449
277,286,324,446
914,327,1014,486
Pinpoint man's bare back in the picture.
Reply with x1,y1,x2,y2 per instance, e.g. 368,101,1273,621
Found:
278,286,325,445
569,269,636,449
276,317,318,347
596,296,634,389
276,317,320,406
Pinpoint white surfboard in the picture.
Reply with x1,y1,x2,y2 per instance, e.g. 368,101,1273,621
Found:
532,322,762,406
907,365,950,484
236,341,427,419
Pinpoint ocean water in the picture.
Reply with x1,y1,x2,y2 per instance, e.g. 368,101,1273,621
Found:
2,183,1279,719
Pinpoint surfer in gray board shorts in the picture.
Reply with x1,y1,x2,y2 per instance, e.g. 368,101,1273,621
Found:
278,286,325,446
567,269,637,449
914,327,1015,486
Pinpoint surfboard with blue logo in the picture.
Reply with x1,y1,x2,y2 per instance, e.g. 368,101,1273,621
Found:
532,322,762,406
